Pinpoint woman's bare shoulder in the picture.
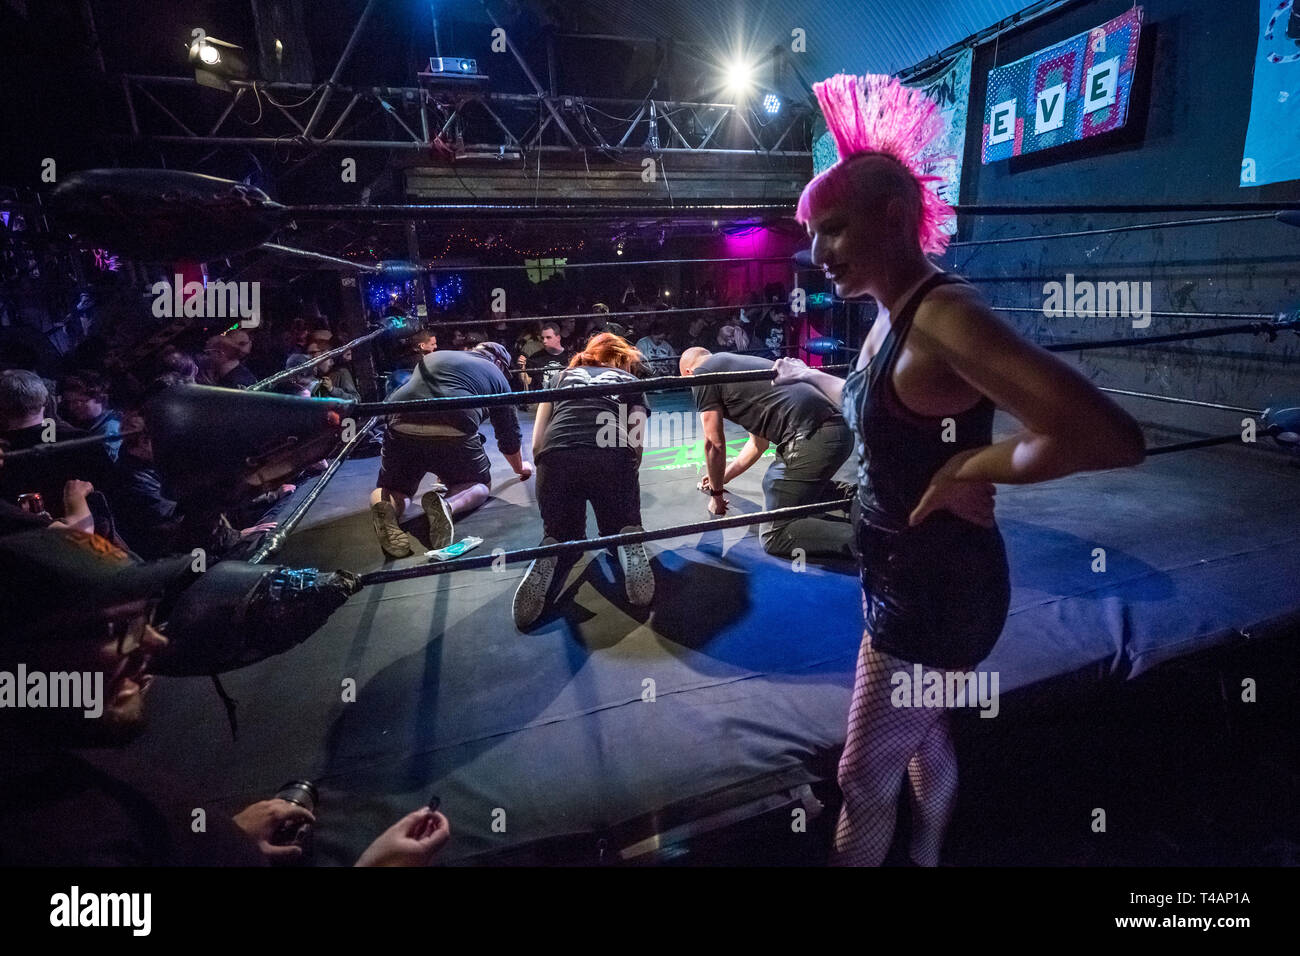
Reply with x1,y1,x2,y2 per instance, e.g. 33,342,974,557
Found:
912,282,1008,347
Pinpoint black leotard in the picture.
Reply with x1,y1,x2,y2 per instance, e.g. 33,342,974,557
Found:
842,272,1010,668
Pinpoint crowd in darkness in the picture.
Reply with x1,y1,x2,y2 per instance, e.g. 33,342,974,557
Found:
378,279,794,392
0,272,794,544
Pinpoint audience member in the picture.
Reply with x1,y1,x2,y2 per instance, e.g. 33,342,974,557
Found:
0,370,113,521
199,334,257,389
635,323,677,363
59,371,122,461
517,321,572,391
0,527,451,867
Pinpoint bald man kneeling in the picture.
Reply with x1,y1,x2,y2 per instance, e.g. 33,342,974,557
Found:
680,347,854,559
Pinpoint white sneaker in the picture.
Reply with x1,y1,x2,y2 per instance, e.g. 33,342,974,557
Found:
371,501,415,558
513,541,559,630
421,487,454,550
617,527,654,607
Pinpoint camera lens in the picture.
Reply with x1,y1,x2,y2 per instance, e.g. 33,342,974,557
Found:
274,780,318,811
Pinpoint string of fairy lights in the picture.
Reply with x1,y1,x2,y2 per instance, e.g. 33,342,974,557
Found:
342,230,588,265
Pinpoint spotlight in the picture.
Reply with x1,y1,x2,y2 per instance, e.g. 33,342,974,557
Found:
762,93,782,115
725,59,754,96
187,33,249,92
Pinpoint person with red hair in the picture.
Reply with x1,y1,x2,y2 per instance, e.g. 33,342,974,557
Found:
776,74,1145,866
513,333,654,629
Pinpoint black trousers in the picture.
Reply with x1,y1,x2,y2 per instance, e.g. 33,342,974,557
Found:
535,447,643,543
760,417,855,558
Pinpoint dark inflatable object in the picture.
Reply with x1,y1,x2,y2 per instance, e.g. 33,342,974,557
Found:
50,169,288,260
143,384,352,508
155,561,361,676
805,336,846,355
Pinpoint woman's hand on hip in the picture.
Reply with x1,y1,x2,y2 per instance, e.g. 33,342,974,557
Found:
909,453,996,528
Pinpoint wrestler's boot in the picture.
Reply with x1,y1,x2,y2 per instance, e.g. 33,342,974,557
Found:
421,482,454,550
371,500,416,558
513,537,559,630
617,526,655,607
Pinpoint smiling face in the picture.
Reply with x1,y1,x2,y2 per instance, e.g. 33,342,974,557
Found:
7,598,168,747
805,202,905,300
95,601,167,735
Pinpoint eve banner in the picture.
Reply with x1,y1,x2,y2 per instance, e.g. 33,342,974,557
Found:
982,8,1143,163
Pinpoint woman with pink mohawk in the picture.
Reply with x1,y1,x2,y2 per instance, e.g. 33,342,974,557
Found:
775,74,1146,866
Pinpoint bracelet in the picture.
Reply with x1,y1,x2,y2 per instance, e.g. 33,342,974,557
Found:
709,488,727,497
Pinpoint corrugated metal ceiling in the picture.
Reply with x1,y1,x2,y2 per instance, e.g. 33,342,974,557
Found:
571,0,1034,77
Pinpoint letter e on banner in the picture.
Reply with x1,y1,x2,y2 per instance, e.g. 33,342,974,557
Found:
989,99,1017,145
1084,58,1119,114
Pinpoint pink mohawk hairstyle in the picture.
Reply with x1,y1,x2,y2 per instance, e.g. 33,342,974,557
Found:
796,73,953,256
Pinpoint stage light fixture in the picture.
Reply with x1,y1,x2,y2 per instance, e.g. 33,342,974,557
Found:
418,55,487,87
187,33,249,92
762,93,781,115
725,59,755,96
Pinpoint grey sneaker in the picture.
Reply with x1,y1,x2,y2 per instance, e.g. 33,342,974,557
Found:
421,487,454,550
513,543,558,630
371,501,415,558
617,526,654,607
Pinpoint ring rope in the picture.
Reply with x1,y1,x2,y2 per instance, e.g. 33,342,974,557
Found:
247,416,380,565
948,213,1279,248
352,366,851,416
357,497,853,586
250,325,388,392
